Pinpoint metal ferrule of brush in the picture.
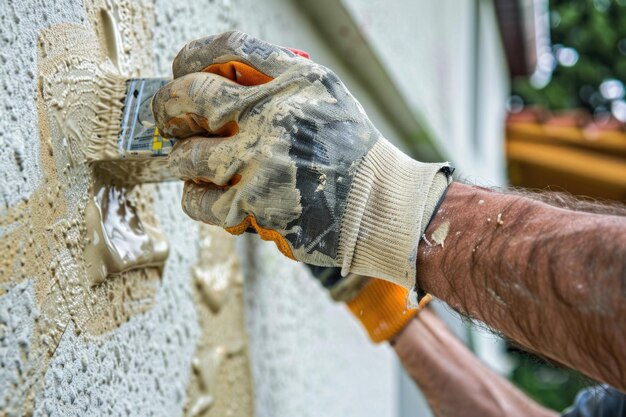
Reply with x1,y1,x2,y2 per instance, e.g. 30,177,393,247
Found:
91,77,178,184
119,78,174,158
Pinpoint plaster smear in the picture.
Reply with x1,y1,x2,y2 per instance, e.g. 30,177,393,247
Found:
0,0,254,415
185,225,253,417
83,179,169,285
0,15,170,414
431,220,450,247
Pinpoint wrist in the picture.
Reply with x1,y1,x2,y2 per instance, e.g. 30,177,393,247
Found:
338,138,451,305
416,182,474,296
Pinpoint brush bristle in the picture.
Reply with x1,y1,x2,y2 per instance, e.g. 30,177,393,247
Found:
89,72,128,161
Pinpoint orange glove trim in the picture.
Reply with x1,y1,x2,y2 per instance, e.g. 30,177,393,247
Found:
199,60,294,260
347,279,427,343
225,215,296,260
202,61,274,86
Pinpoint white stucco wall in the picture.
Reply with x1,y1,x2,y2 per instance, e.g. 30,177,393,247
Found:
0,0,398,416
341,0,508,184
0,1,509,416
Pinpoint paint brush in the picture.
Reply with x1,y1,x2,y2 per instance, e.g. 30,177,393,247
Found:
88,45,311,186
89,76,174,184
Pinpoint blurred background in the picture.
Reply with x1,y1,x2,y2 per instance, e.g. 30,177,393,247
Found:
507,0,626,203
314,0,625,414
503,0,626,411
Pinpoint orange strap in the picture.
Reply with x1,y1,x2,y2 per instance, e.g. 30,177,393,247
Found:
347,279,430,343
225,215,295,260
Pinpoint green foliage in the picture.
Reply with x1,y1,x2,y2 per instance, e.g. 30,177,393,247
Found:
507,3,613,410
513,0,626,114
510,352,591,412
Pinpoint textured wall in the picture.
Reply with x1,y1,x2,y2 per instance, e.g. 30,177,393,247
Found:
0,0,508,415
153,2,399,415
0,1,397,416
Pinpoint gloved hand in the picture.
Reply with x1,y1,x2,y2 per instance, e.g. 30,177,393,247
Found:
347,278,429,343
153,31,451,301
311,265,430,343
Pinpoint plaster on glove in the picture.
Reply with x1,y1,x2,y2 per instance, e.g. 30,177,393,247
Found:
152,31,452,301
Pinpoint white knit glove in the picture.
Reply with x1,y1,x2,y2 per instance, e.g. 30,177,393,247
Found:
153,31,451,296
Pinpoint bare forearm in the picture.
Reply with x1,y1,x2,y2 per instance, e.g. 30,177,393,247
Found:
392,309,557,417
417,183,626,389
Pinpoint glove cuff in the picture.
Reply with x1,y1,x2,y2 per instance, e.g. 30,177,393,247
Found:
347,278,431,343
338,138,451,306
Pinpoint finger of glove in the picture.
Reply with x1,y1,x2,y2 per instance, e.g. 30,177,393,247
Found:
181,181,234,226
152,71,254,139
203,60,275,86
169,136,244,186
172,31,301,79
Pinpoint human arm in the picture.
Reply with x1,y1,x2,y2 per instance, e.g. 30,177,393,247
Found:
345,276,623,417
417,182,626,391
153,31,450,296
391,308,558,417
153,32,626,389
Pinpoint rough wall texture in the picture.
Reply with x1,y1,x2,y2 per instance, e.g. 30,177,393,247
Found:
0,1,396,416
152,2,399,415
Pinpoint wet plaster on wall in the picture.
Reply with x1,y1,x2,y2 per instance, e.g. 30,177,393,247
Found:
83,180,169,286
152,1,398,416
2,0,400,416
0,0,253,415
185,225,253,417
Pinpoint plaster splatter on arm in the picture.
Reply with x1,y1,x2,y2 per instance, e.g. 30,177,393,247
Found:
417,182,626,391
430,220,450,247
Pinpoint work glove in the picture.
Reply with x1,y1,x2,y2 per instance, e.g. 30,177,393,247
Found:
347,278,428,343
311,265,430,343
153,31,451,303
